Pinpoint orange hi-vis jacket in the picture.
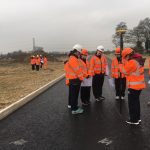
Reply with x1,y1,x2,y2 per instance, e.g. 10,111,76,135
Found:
67,55,84,81
149,58,150,75
36,57,41,65
111,57,126,78
44,57,48,64
119,59,146,90
64,61,69,85
44,57,48,69
78,59,90,78
89,55,107,76
30,58,36,65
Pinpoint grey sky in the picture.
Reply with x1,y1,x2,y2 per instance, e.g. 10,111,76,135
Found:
0,0,150,53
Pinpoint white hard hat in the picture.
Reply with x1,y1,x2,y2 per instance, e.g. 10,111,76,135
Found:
73,44,82,52
97,45,104,52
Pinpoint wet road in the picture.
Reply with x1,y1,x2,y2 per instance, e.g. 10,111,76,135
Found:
0,71,150,150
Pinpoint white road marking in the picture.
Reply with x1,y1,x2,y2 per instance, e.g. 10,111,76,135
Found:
9,139,27,146
98,138,112,146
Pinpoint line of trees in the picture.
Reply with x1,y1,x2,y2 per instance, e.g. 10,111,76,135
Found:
0,49,67,63
112,17,150,53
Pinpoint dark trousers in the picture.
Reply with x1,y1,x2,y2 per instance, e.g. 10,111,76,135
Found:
36,65,39,71
68,86,71,106
40,63,43,68
80,86,91,103
92,74,104,99
69,79,81,111
128,88,142,122
31,64,35,70
115,77,126,97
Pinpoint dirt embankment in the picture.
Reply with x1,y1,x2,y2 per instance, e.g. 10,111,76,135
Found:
0,61,64,110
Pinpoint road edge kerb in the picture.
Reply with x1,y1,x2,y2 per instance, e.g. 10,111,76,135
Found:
0,74,65,121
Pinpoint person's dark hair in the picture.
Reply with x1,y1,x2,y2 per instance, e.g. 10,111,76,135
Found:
68,49,79,58
64,60,68,64
128,51,135,60
72,49,78,54
68,50,73,57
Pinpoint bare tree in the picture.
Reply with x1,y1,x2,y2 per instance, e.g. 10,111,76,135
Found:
138,18,150,52
112,34,120,47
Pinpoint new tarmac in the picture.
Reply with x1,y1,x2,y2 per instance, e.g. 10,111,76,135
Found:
0,72,150,150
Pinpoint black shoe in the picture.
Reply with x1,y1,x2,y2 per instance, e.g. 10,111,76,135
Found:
95,98,101,102
85,101,91,105
82,102,89,106
95,97,102,102
99,96,105,100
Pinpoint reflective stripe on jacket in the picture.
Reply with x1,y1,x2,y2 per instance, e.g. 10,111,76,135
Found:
120,59,146,90
89,55,107,76
111,57,126,78
44,57,48,64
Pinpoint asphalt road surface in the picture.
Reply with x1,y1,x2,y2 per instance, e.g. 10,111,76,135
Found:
0,71,150,150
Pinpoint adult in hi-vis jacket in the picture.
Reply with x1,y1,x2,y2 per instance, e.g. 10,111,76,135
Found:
89,45,109,102
119,48,146,125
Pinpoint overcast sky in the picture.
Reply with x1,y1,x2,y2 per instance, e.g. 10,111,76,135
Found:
0,0,150,53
